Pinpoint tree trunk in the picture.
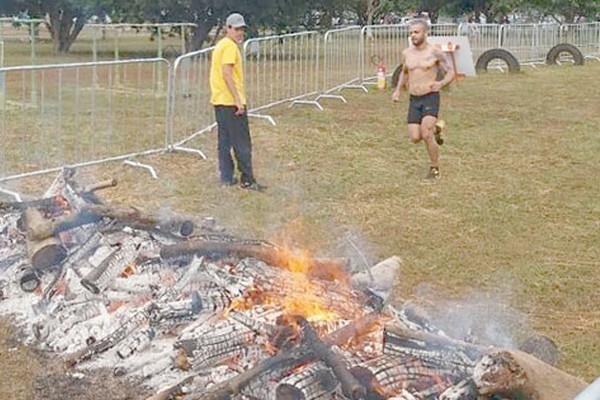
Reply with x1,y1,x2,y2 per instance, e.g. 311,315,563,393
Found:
189,19,217,51
366,0,385,26
47,4,86,54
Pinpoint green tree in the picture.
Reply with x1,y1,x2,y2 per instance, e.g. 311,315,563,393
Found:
100,0,352,50
524,0,600,22
0,0,102,54
442,0,519,23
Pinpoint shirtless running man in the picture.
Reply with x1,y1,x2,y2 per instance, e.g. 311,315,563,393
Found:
392,19,454,179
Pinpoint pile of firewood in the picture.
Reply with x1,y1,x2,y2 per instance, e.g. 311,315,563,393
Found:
0,170,590,400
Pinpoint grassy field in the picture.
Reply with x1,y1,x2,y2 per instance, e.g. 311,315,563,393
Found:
1,57,599,397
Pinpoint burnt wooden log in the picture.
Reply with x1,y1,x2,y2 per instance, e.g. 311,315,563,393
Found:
24,198,191,242
473,349,587,400
64,308,148,367
383,324,482,379
275,363,337,400
1,178,116,213
194,312,380,400
23,208,67,270
160,240,348,281
82,179,118,194
439,378,478,400
146,375,195,400
297,317,366,400
0,196,64,212
350,354,454,399
80,239,140,294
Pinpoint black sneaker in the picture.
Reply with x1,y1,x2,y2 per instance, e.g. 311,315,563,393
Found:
426,166,441,180
221,177,238,187
239,181,267,192
434,119,446,146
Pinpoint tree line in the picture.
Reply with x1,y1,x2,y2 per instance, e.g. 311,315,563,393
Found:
1,0,599,54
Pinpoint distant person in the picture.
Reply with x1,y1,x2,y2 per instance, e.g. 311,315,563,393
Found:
209,12,266,191
392,19,454,179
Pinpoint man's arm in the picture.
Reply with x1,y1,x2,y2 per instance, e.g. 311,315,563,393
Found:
430,49,454,92
392,52,408,102
222,63,245,114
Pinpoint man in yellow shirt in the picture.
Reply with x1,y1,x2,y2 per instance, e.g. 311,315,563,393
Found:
210,13,265,191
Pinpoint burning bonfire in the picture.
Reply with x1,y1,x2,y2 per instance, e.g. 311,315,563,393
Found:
0,171,589,400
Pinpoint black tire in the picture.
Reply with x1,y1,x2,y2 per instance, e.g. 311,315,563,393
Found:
475,48,520,73
546,43,584,66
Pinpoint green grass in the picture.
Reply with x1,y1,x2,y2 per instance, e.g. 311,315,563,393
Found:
1,53,599,388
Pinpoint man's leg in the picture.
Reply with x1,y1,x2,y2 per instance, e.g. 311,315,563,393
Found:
407,123,422,143
215,106,235,184
229,112,255,185
421,115,440,178
434,119,446,145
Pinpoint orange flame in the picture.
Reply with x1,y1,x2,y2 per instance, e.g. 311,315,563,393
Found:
274,246,339,322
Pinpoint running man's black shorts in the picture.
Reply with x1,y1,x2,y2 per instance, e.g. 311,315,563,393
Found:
407,92,440,124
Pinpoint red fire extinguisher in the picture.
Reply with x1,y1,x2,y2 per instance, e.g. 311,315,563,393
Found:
376,61,387,90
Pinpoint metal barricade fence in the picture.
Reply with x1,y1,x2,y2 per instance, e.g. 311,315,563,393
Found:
534,23,563,62
0,42,3,102
243,31,321,112
500,24,551,65
429,23,460,36
561,22,600,60
458,23,502,61
361,24,409,81
4,23,600,186
167,47,214,153
321,26,363,93
0,58,170,183
361,24,459,82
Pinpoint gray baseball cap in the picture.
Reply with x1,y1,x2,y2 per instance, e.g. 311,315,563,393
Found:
226,13,246,28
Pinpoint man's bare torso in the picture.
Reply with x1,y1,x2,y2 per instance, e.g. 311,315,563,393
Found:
403,44,442,96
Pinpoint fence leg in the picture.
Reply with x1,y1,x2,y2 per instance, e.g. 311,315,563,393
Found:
0,187,23,202
289,99,324,111
123,160,159,179
247,113,277,127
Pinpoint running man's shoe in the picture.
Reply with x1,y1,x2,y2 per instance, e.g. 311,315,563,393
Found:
427,166,441,180
434,119,446,145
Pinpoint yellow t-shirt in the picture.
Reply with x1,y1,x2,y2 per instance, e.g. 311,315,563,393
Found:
210,37,246,106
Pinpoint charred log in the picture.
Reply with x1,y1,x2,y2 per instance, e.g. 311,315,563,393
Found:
473,349,587,400
383,324,482,379
195,313,380,400
24,207,67,270
275,363,337,400
296,317,366,400
146,375,195,400
160,240,348,281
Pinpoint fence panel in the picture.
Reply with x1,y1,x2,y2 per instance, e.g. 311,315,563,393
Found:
534,24,562,62
361,24,409,81
243,31,321,112
0,58,169,182
501,24,551,65
458,23,502,62
322,26,362,92
561,22,600,59
167,47,214,148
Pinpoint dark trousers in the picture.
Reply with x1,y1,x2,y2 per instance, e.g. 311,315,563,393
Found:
214,106,255,185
